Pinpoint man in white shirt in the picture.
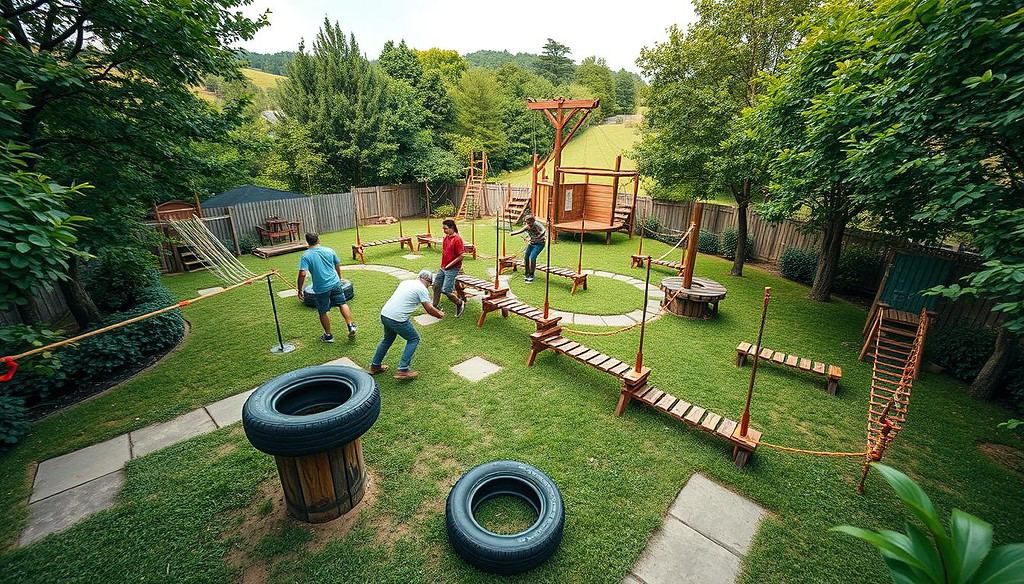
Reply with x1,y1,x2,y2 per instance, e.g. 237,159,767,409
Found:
370,269,445,380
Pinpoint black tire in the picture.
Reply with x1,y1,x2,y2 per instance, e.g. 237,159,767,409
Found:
445,460,564,575
242,365,380,457
301,279,354,308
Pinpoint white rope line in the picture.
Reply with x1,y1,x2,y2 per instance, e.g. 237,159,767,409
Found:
653,224,695,262
170,215,256,284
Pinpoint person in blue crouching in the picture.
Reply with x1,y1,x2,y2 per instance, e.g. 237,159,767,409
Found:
297,232,356,343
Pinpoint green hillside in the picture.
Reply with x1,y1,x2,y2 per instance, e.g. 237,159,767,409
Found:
242,67,286,90
496,123,640,188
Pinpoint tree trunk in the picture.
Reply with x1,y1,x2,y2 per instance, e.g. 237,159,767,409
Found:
58,256,102,328
968,327,1015,400
15,300,40,325
809,214,846,302
731,189,749,277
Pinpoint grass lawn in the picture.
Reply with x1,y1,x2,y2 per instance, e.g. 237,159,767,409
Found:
242,67,286,90
1,218,1022,583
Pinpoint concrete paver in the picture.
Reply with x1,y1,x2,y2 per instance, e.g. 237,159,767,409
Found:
204,388,256,428
414,314,441,326
573,314,605,326
129,408,216,458
20,471,125,547
31,435,131,503
451,356,502,382
668,474,764,556
277,289,298,298
197,286,225,296
324,356,361,369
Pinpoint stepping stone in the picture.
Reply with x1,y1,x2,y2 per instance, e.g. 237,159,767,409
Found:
19,470,125,547
401,254,422,260
129,408,217,458
414,314,441,326
629,513,741,584
594,271,615,278
397,272,417,280
603,314,636,327
668,474,765,557
573,314,605,327
648,290,666,300
613,274,633,282
31,435,131,503
277,289,298,298
324,356,361,369
197,286,224,296
625,309,646,322
450,356,502,382
204,388,257,428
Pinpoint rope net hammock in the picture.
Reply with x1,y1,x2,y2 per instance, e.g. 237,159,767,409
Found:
171,215,257,285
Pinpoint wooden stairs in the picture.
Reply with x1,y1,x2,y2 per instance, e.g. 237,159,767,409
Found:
455,152,489,221
859,304,929,380
613,200,636,236
502,191,531,226
178,246,207,272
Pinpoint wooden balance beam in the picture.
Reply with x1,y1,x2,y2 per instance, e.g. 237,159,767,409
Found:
736,342,843,395
498,256,588,295
351,237,414,263
415,234,477,258
528,328,761,468
631,255,684,274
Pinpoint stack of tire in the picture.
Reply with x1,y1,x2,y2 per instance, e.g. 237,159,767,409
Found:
446,460,565,574
301,278,355,308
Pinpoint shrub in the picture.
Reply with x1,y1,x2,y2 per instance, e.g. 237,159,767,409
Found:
697,230,720,255
238,234,261,254
779,247,818,284
0,394,30,448
721,228,753,260
432,203,455,218
1007,365,1024,414
85,246,159,312
638,215,660,236
835,246,885,296
930,325,996,383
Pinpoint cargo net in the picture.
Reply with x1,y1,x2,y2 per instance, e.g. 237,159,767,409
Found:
170,215,257,285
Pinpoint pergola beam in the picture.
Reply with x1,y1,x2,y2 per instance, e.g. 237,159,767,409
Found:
527,98,600,110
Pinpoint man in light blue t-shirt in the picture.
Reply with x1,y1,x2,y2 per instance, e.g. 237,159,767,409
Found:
370,269,445,380
297,232,356,343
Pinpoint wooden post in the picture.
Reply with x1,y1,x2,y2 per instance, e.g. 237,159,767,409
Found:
503,183,510,256
610,155,621,226
542,103,565,320
740,287,771,437
354,191,362,247
494,206,501,289
425,183,432,236
226,207,241,256
629,173,640,239
531,153,540,216
682,202,704,289
577,174,588,274
193,194,203,219
635,257,653,373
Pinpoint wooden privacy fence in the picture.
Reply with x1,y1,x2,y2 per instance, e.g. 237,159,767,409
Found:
0,287,68,327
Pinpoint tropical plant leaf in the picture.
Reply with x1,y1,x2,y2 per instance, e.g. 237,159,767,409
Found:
972,544,1024,584
832,526,934,577
872,464,946,538
950,509,993,583
905,521,945,583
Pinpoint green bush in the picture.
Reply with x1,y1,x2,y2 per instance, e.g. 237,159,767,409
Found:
1007,364,1024,414
238,234,261,254
930,325,996,383
0,394,30,448
431,202,455,218
697,230,720,255
779,247,818,284
638,215,660,236
0,280,186,428
721,228,753,260
85,246,159,312
835,246,885,296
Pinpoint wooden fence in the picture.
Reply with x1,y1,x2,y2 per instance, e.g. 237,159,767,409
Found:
0,286,68,327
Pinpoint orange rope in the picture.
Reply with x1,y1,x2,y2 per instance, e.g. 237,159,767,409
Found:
1,271,275,366
759,442,868,457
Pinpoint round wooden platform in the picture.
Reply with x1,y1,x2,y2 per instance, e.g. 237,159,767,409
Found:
552,219,625,234
660,276,727,319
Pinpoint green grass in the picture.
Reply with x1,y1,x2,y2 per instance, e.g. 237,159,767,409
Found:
242,67,286,90
1,218,1022,583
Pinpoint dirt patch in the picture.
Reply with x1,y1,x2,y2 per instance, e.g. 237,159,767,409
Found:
411,446,461,482
977,441,1024,476
213,442,239,460
240,562,268,584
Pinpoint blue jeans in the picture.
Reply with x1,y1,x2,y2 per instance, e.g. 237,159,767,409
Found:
524,242,545,276
372,315,420,371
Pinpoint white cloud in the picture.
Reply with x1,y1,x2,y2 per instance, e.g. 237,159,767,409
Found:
238,0,696,72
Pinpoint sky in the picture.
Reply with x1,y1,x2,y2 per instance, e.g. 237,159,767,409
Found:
238,0,698,72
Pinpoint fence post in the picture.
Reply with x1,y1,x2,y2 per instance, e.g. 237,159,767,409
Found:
226,207,241,256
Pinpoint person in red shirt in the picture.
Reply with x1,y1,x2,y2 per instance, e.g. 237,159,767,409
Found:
432,219,466,317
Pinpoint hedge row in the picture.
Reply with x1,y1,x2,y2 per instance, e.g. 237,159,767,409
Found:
639,217,753,263
778,245,884,296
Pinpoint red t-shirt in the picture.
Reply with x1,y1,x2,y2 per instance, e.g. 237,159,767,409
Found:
441,233,465,270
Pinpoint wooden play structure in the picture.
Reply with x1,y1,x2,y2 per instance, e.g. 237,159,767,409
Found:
638,203,727,319
858,308,929,492
736,343,843,395
498,257,588,295
148,198,242,273
455,152,493,220
351,191,413,263
252,216,306,259
527,99,639,244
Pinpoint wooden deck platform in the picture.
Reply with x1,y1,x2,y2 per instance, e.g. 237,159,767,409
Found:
351,237,414,263
498,256,588,294
252,241,307,259
631,255,684,274
736,342,843,395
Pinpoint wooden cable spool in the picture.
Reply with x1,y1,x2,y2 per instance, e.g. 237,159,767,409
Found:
660,276,727,319
274,439,368,523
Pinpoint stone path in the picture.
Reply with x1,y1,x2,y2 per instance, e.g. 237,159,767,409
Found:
450,356,502,382
19,356,361,547
625,474,765,584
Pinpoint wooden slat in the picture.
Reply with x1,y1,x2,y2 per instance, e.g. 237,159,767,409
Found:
772,353,786,364
812,362,826,374
701,413,722,432
737,342,751,353
587,353,610,366
715,418,737,439
609,363,633,376
568,345,591,357
798,358,812,371
669,400,692,419
599,358,623,372
785,354,798,367
576,349,600,361
558,341,580,353
684,406,706,424
759,348,774,360
654,393,676,410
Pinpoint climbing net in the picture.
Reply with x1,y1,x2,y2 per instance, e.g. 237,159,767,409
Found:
171,215,257,285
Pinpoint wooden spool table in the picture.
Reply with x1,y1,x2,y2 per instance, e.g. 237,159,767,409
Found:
274,438,367,523
660,276,727,319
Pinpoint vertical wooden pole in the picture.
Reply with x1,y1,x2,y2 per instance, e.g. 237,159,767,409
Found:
425,183,432,236
578,174,588,274
740,287,771,437
682,202,704,288
531,153,539,218
610,155,621,226
503,183,510,256
226,207,241,256
634,257,653,373
543,102,565,320
354,191,362,246
630,173,639,239
193,194,203,218
494,207,501,289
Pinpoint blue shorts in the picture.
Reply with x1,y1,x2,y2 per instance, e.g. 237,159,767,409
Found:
312,283,347,315
432,268,459,294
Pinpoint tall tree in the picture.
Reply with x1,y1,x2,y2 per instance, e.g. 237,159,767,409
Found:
614,69,638,115
575,56,618,117
416,48,467,86
634,0,811,276
534,38,574,84
280,21,422,188
1,0,265,327
494,63,556,170
452,68,509,165
378,40,422,86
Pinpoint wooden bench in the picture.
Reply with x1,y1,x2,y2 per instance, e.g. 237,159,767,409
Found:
499,256,588,295
528,331,760,468
735,342,843,395
630,255,684,274
351,237,414,263
415,234,477,258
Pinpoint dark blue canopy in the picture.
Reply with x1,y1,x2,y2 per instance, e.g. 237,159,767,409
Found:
202,185,304,208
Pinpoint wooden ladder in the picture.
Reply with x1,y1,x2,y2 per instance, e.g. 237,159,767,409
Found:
859,305,926,379
502,192,530,225
456,152,488,221
865,308,929,457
